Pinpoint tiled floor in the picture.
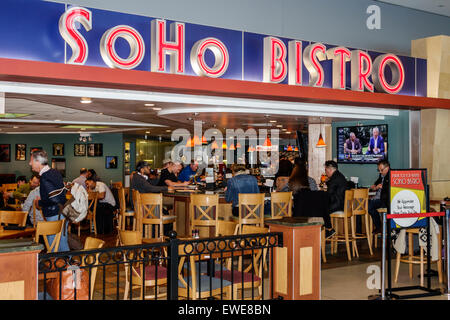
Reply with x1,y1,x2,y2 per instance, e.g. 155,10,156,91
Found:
75,227,449,300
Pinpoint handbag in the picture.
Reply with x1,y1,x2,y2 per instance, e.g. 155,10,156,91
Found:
67,232,83,251
46,265,89,300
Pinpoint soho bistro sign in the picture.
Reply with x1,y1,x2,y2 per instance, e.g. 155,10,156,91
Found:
0,1,427,96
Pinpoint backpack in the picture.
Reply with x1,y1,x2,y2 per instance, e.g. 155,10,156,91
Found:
60,183,89,223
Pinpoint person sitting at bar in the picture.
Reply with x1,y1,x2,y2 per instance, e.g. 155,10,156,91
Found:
86,178,116,234
157,161,189,187
274,153,293,191
344,132,362,155
323,160,348,238
22,174,44,226
3,176,30,204
282,159,318,192
72,167,88,189
131,161,170,193
29,149,69,251
368,159,390,234
178,160,200,182
87,169,101,182
225,164,259,217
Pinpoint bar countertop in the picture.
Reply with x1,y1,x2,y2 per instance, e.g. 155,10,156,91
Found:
265,217,323,227
0,239,43,254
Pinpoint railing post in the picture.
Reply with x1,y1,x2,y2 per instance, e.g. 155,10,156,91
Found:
444,205,450,297
167,230,179,300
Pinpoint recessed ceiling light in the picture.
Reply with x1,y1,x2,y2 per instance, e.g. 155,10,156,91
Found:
98,112,103,115
269,120,277,123
285,131,291,134
54,119,61,122
80,97,92,104
131,112,137,115
80,128,86,130
145,103,155,107
276,124,283,127
282,128,287,131
145,131,150,134
152,107,162,111
13,126,19,129
166,129,172,132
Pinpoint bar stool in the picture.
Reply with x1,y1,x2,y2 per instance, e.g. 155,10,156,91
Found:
270,192,292,219
115,187,136,245
394,227,443,286
134,191,177,241
351,188,373,256
374,208,387,248
190,193,219,238
327,189,356,261
234,193,265,234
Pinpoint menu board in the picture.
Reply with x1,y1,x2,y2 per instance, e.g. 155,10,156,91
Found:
390,169,428,229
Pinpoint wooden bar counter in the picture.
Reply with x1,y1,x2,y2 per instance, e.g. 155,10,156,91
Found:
0,239,43,300
265,217,322,300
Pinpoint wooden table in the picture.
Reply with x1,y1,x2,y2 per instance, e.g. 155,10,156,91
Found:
0,228,35,240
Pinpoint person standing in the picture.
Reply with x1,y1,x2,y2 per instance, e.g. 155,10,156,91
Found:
29,150,69,251
368,160,390,234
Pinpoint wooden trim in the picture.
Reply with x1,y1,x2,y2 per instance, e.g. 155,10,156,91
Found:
0,58,448,110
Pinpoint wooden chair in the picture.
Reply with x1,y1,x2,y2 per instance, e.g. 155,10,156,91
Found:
2,183,21,209
327,190,356,261
86,192,99,236
119,230,167,300
82,237,106,300
178,243,232,300
0,210,28,226
116,187,136,246
270,192,292,219
218,225,268,300
134,191,176,241
235,193,265,234
190,194,219,238
394,228,443,286
215,220,238,236
35,219,65,253
111,182,123,189
351,188,373,256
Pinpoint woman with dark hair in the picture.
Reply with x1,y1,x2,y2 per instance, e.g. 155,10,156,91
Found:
87,169,100,182
281,160,317,193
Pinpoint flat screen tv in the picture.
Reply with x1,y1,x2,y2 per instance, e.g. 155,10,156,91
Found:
337,124,388,164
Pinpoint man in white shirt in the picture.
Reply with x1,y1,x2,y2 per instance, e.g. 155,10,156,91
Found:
86,178,116,234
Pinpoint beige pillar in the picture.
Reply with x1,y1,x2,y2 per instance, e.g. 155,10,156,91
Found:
308,123,332,185
412,35,450,199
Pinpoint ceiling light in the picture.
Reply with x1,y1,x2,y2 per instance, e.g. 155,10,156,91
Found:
13,126,19,129
166,129,172,132
285,131,291,134
80,97,92,104
276,124,283,128
282,128,287,131
145,131,150,134
269,120,277,123
145,103,155,107
98,112,103,115
152,107,162,111
54,119,61,122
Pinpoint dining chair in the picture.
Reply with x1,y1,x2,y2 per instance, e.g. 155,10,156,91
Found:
215,220,238,236
111,182,123,189
394,227,443,286
327,189,356,261
86,192,99,236
215,225,268,300
351,188,373,256
82,237,106,300
35,219,65,253
0,210,28,226
270,192,292,219
235,193,265,234
178,242,232,300
115,187,136,246
2,183,21,209
135,191,176,241
190,194,219,238
119,230,167,300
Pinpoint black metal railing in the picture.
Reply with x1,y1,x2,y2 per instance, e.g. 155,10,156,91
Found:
38,231,283,300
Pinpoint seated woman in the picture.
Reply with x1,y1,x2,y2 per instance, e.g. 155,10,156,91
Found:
225,164,260,217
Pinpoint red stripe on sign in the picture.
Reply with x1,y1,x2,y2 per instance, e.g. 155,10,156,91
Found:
387,212,445,219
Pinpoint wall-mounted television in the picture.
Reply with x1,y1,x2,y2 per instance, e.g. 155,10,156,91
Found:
337,124,388,164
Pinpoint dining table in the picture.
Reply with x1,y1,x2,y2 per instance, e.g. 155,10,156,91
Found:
0,227,35,240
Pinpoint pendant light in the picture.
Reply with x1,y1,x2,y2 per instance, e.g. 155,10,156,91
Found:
193,135,202,146
316,117,327,148
222,140,227,149
186,137,194,147
201,135,208,144
211,139,219,149
263,136,272,147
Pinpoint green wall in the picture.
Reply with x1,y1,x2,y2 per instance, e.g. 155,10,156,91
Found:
0,133,124,184
331,110,410,187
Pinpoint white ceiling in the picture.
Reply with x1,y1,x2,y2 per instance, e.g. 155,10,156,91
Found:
376,0,450,17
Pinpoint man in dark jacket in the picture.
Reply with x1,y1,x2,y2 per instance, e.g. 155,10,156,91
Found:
29,150,68,251
324,160,348,238
131,161,169,194
368,160,390,234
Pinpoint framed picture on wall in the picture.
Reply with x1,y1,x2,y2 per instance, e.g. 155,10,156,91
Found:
87,143,103,157
15,144,26,161
53,143,64,156
74,144,86,156
51,158,66,178
0,144,11,162
105,156,118,169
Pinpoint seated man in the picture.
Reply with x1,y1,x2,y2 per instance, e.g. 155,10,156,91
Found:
225,164,260,217
344,132,362,155
324,160,347,238
157,161,190,188
86,178,116,234
131,161,169,193
21,174,44,226
368,160,390,234
3,176,30,204
72,167,89,189
178,160,200,182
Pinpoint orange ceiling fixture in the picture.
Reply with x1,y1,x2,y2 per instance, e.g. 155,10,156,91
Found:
286,145,294,152
193,135,202,146
294,146,299,152
316,133,326,147
185,137,194,147
236,142,242,148
229,143,236,150
222,141,227,149
247,145,256,152
211,140,219,149
201,135,208,144
263,137,272,147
